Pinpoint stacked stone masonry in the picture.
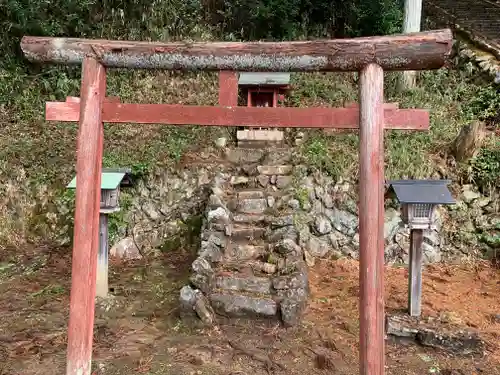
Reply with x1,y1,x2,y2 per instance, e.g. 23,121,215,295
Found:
180,142,310,326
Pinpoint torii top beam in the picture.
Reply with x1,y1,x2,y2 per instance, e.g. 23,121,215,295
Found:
21,29,453,72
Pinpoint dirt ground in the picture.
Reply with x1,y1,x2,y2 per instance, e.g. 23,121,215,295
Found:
1,243,500,375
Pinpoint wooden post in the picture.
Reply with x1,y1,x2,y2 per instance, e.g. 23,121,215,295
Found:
66,57,105,375
408,229,424,316
401,0,423,89
218,71,239,106
359,63,385,375
96,214,109,298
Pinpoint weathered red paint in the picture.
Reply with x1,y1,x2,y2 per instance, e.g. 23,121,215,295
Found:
218,71,239,106
358,63,385,375
66,95,119,103
324,102,400,134
45,101,429,130
66,57,106,375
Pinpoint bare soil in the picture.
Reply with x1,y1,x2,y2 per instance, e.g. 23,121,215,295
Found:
1,243,500,375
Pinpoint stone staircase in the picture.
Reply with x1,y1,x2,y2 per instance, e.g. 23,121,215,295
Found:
180,133,309,327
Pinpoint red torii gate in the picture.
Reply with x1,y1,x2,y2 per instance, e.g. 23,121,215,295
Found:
20,29,453,375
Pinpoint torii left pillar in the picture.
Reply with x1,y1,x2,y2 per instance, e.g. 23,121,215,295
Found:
66,57,105,375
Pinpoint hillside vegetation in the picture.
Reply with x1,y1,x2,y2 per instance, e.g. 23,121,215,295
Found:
0,0,499,248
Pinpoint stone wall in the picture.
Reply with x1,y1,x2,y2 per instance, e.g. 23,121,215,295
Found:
110,165,217,259
109,162,498,265
291,171,444,265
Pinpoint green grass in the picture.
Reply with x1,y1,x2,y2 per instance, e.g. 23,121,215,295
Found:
297,69,498,180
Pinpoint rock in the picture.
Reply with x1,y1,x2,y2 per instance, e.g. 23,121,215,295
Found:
226,148,265,164
192,257,212,273
210,293,278,318
321,193,334,209
386,314,484,356
275,238,301,255
215,137,227,149
207,207,230,223
267,195,275,208
230,176,249,185
279,287,309,327
253,262,277,274
238,198,267,214
462,185,481,203
424,230,440,247
179,285,197,316
288,199,300,210
272,272,308,290
197,169,211,185
258,175,269,187
417,329,483,356
268,226,298,243
384,208,402,241
215,275,272,294
307,236,332,258
474,197,491,208
190,273,212,294
225,244,266,261
193,291,215,325
199,241,223,262
208,194,224,209
304,250,315,266
271,215,294,228
257,165,292,175
270,175,278,185
328,209,358,236
276,175,293,189
423,242,441,264
143,202,161,221
110,237,142,260
313,215,332,235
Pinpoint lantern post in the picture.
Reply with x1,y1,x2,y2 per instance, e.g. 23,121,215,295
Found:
386,180,455,316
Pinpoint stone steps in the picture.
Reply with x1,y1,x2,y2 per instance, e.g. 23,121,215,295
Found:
232,212,295,227
230,224,266,241
229,174,294,190
225,148,292,165
182,132,309,327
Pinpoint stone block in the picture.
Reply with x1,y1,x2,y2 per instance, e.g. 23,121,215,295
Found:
257,165,292,176
386,314,484,356
210,293,278,318
214,275,272,294
238,198,267,214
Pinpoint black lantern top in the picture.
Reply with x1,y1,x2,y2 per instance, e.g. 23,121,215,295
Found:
386,180,455,205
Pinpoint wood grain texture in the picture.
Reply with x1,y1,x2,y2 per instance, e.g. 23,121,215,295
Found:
21,29,452,71
358,63,385,375
45,102,429,130
218,71,239,106
66,57,105,375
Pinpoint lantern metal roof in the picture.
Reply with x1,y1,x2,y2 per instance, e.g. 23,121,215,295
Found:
386,179,455,205
238,72,291,86
67,168,132,189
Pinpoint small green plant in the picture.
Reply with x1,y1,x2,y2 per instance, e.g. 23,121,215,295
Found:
469,145,500,191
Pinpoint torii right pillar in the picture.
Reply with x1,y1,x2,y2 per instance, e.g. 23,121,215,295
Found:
359,63,385,375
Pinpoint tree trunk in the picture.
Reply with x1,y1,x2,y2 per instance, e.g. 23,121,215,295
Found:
452,121,486,162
